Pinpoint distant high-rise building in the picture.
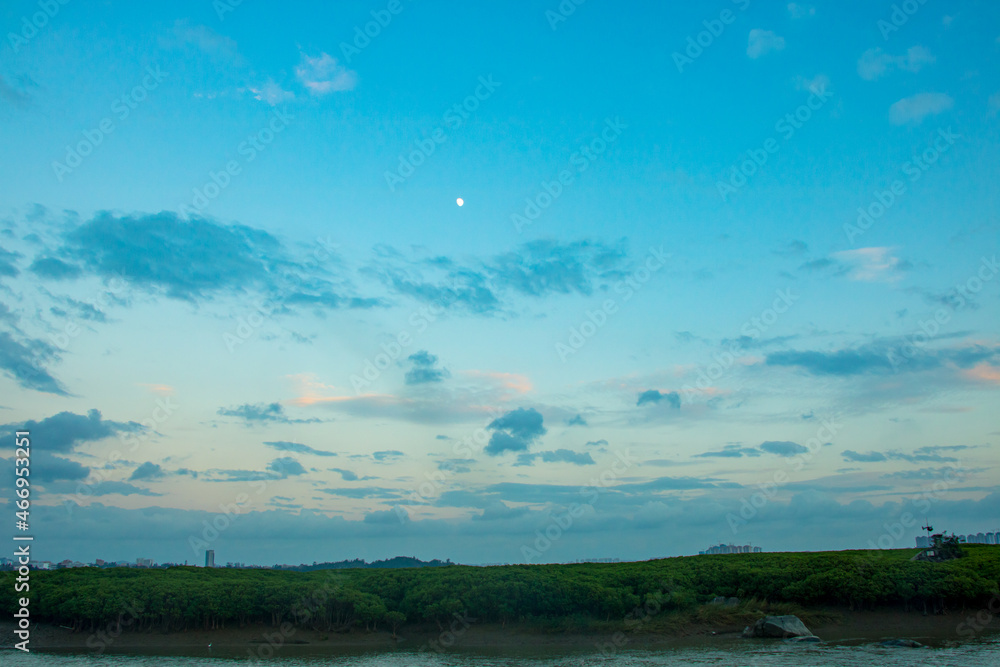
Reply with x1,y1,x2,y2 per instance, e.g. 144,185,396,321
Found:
205,550,215,568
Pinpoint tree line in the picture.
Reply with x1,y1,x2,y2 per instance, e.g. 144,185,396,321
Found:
2,545,996,635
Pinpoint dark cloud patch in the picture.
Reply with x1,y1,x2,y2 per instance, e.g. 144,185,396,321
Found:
0,331,69,395
264,440,337,457
438,458,474,473
55,212,279,299
129,462,165,481
330,468,359,481
881,467,986,480
842,448,960,464
540,449,595,465
30,257,83,280
30,453,90,482
372,240,630,315
0,409,141,453
372,450,404,462
767,348,894,376
698,441,814,459
50,297,107,322
842,450,887,463
916,445,974,454
44,211,379,310
759,441,809,457
269,499,303,509
0,303,16,326
209,457,307,482
320,487,402,499
487,432,530,456
485,408,546,456
695,445,762,458
567,414,587,427
267,457,307,477
766,342,1000,377
636,390,680,408
586,439,608,447
217,403,320,425
0,247,21,277
487,240,628,297
614,476,741,493
384,271,501,314
404,350,450,385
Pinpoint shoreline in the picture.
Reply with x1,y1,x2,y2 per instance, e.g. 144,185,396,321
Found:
3,608,995,655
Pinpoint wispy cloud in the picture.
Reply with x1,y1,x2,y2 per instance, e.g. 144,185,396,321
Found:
830,247,907,282
0,74,31,106
217,403,321,426
0,331,67,395
747,29,785,59
264,440,337,457
889,92,954,125
250,79,295,106
295,52,357,95
787,3,815,19
165,21,239,61
858,46,935,80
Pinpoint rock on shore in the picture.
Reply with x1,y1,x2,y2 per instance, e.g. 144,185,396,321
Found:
742,615,815,639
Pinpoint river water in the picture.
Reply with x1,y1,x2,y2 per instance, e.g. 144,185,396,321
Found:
4,638,1000,667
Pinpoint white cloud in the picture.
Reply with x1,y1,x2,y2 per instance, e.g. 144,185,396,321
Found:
787,3,815,18
295,52,357,95
858,46,935,81
831,247,906,283
888,92,954,125
250,79,295,106
795,74,830,95
166,20,238,61
747,29,786,59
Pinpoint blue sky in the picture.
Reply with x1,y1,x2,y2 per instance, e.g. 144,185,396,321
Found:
1,0,998,566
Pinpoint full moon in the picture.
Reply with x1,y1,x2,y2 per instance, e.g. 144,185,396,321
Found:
456,198,464,206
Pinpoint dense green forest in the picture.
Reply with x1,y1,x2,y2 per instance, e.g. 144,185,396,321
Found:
2,546,997,635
